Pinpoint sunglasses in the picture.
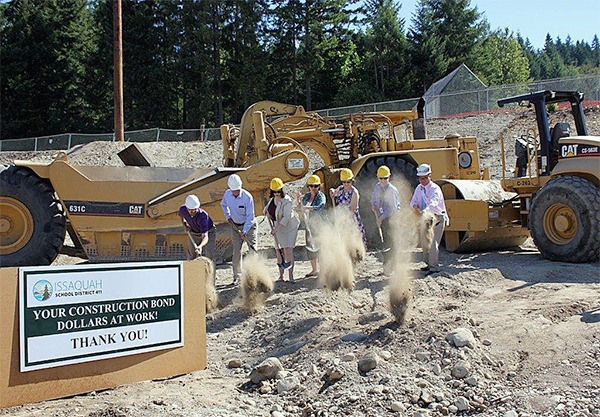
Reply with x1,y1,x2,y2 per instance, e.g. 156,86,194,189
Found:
308,184,320,188
342,180,352,184
273,190,283,194
378,177,390,180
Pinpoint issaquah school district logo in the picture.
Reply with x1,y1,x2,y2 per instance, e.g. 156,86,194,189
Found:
33,280,53,301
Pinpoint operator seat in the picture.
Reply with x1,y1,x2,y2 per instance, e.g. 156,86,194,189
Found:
549,122,570,170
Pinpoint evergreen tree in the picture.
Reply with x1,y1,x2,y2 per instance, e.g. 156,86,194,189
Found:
119,0,181,129
1,0,96,139
431,0,487,70
360,0,409,99
296,0,356,110
407,0,486,95
538,34,570,78
177,0,214,128
267,0,356,111
84,0,113,132
1,0,598,139
516,34,540,79
407,0,448,94
592,35,600,67
221,0,270,121
265,0,303,105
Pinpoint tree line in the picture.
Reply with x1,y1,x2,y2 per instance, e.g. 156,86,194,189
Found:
1,0,598,140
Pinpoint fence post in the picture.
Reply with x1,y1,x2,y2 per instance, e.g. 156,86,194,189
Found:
68,134,72,150
156,128,160,142
34,137,38,152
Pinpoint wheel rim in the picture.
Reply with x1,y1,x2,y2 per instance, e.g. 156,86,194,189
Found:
543,203,577,245
0,197,34,255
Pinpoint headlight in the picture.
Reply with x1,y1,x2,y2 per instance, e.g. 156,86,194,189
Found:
458,152,472,168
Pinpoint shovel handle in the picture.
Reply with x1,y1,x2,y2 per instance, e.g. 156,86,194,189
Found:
186,230,202,256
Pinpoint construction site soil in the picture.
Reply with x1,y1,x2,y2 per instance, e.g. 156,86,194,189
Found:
1,108,599,417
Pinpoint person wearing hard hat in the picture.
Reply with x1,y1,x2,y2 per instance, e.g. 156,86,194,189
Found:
410,163,449,274
220,174,257,285
297,174,327,277
370,165,401,274
329,168,367,246
264,177,300,282
178,194,216,261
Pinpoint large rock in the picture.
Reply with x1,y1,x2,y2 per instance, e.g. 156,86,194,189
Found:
249,357,284,384
446,327,476,348
358,352,380,373
451,361,471,379
276,376,300,394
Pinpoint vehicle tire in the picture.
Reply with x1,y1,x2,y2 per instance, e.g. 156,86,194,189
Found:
354,156,418,248
0,165,66,266
529,176,600,263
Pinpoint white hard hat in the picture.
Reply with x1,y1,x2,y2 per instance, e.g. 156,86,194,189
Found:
228,174,243,190
185,195,200,209
417,163,431,176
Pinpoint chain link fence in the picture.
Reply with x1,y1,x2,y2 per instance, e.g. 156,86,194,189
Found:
2,74,598,152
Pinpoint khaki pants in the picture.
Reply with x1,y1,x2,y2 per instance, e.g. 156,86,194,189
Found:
420,214,445,271
231,222,257,279
380,216,397,266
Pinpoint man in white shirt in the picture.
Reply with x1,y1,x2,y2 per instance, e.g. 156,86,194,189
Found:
220,174,257,284
370,165,401,274
410,164,449,274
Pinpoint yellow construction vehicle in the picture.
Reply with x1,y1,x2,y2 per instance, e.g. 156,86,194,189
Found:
5,91,591,268
220,98,529,253
498,90,600,262
0,147,309,266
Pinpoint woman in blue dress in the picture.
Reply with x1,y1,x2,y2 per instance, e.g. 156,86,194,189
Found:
329,168,367,247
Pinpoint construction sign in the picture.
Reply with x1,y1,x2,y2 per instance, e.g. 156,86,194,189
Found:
19,262,184,372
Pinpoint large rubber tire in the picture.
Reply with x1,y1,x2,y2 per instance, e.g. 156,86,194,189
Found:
0,165,66,266
354,156,418,248
529,176,600,263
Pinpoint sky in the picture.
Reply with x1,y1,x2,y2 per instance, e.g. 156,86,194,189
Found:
396,0,600,50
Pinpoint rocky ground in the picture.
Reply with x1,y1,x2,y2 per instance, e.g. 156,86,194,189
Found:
1,107,599,417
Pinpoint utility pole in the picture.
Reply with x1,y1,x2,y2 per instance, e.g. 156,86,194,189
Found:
113,0,124,142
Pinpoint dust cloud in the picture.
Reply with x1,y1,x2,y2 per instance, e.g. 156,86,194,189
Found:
419,211,435,252
202,256,219,313
240,253,274,313
315,208,365,292
384,176,422,323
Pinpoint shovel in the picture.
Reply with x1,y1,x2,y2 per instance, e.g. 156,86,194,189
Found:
228,218,264,253
375,219,390,254
187,230,203,257
268,217,291,270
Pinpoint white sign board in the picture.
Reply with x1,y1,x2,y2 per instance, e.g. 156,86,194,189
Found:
19,261,184,372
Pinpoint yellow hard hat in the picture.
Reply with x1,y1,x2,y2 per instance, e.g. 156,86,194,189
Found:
377,165,391,178
307,175,321,185
270,177,284,191
340,168,354,182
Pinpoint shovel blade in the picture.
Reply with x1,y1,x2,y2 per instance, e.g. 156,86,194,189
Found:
306,244,319,252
